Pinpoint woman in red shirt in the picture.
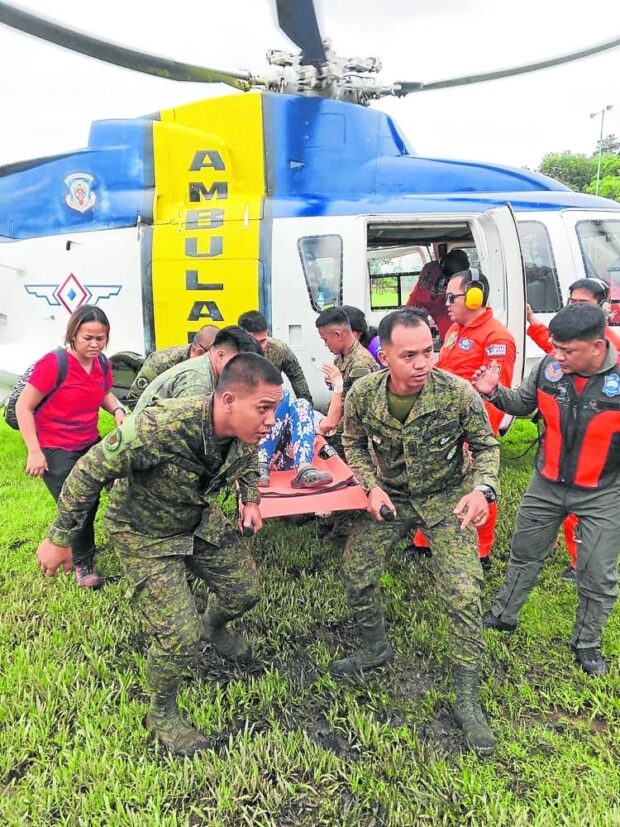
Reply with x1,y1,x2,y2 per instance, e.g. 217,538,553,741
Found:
16,305,125,588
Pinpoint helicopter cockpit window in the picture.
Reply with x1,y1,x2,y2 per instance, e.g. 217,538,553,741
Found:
576,219,620,325
298,235,343,311
517,221,562,313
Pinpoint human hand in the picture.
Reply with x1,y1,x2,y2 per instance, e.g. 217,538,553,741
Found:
239,501,263,536
453,491,488,531
26,449,48,477
367,487,397,522
321,364,343,391
114,409,126,427
471,361,501,396
37,538,73,575
526,303,536,325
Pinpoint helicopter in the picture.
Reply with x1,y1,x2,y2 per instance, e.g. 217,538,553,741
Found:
0,0,619,406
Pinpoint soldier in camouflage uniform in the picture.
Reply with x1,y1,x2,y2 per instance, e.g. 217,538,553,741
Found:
127,324,218,408
336,308,500,754
133,326,259,414
315,307,379,456
37,354,283,757
238,310,313,405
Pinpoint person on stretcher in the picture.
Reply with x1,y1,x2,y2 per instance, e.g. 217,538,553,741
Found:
258,363,343,489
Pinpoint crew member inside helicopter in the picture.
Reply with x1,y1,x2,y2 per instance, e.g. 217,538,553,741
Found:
405,249,470,340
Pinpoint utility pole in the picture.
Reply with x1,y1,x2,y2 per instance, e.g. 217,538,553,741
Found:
590,105,614,195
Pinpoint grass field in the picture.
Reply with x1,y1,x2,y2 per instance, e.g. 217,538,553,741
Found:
1,416,618,826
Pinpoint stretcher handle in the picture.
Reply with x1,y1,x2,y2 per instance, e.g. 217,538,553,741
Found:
380,505,395,522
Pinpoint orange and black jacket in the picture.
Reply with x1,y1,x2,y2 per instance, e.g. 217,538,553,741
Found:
487,343,620,489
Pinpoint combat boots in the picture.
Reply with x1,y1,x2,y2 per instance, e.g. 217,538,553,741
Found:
453,665,496,755
329,613,394,679
145,690,210,757
202,603,251,662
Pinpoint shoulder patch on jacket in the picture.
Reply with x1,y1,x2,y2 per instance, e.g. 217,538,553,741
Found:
486,343,507,357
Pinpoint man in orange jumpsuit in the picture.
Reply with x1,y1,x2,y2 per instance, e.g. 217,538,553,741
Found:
526,276,620,581
414,268,516,569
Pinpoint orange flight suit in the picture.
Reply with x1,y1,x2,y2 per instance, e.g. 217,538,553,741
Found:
415,307,516,558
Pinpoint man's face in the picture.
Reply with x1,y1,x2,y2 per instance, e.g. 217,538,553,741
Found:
224,382,282,443
251,330,269,353
211,345,238,377
318,325,344,355
568,288,599,307
445,276,469,326
380,322,434,393
551,337,605,375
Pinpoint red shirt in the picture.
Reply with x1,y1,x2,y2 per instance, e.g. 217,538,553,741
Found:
28,350,113,450
438,308,516,434
528,320,620,353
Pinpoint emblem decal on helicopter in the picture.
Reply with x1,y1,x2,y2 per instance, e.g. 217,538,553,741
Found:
24,273,122,313
64,173,96,214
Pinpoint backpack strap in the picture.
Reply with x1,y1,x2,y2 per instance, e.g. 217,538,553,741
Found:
97,352,110,386
53,348,68,391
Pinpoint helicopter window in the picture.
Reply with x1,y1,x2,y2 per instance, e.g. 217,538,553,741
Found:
298,235,343,311
368,248,428,310
517,221,562,313
576,220,620,326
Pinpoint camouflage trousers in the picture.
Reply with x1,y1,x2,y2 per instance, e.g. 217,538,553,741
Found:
109,508,261,696
342,497,485,668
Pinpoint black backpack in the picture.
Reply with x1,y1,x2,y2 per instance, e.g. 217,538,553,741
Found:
3,349,109,430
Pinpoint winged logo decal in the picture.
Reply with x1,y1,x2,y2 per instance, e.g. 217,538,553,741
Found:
24,273,122,313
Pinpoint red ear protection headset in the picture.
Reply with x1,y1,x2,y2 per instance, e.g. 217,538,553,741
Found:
464,268,488,310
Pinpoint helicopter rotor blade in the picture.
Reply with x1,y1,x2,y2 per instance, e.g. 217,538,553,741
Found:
394,34,620,95
0,1,254,89
276,0,326,65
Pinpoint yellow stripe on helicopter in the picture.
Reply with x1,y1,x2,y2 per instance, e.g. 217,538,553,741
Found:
150,93,265,347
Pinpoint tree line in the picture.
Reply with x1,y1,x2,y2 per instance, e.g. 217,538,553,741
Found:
538,134,620,201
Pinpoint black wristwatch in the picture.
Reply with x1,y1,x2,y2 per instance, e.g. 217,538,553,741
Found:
474,485,497,504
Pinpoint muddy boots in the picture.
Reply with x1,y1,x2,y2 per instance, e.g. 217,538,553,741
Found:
146,687,210,757
329,612,394,679
202,602,251,662
453,665,496,755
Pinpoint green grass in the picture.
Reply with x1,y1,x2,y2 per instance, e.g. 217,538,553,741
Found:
0,417,618,826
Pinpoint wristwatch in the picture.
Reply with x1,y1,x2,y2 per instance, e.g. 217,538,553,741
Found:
474,485,497,504
112,405,127,415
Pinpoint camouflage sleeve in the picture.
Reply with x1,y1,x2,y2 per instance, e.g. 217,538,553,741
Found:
459,384,501,494
237,447,260,504
281,344,313,405
47,413,163,546
487,359,542,417
342,386,380,493
127,355,156,407
167,368,208,399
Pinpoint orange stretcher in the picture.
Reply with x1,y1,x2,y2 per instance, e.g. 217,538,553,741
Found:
257,435,369,519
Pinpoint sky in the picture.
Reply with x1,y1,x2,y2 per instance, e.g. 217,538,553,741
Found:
0,0,619,170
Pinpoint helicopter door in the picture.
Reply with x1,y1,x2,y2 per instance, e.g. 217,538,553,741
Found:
475,204,527,386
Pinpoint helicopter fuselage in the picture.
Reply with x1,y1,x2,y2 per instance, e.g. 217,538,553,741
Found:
1,92,618,404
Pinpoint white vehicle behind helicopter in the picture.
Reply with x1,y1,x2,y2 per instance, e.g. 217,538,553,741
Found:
1,0,619,405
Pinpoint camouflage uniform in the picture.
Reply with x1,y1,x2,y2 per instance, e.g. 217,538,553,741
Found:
133,353,217,414
264,338,313,405
47,395,261,702
127,344,191,408
342,369,500,668
331,339,379,455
